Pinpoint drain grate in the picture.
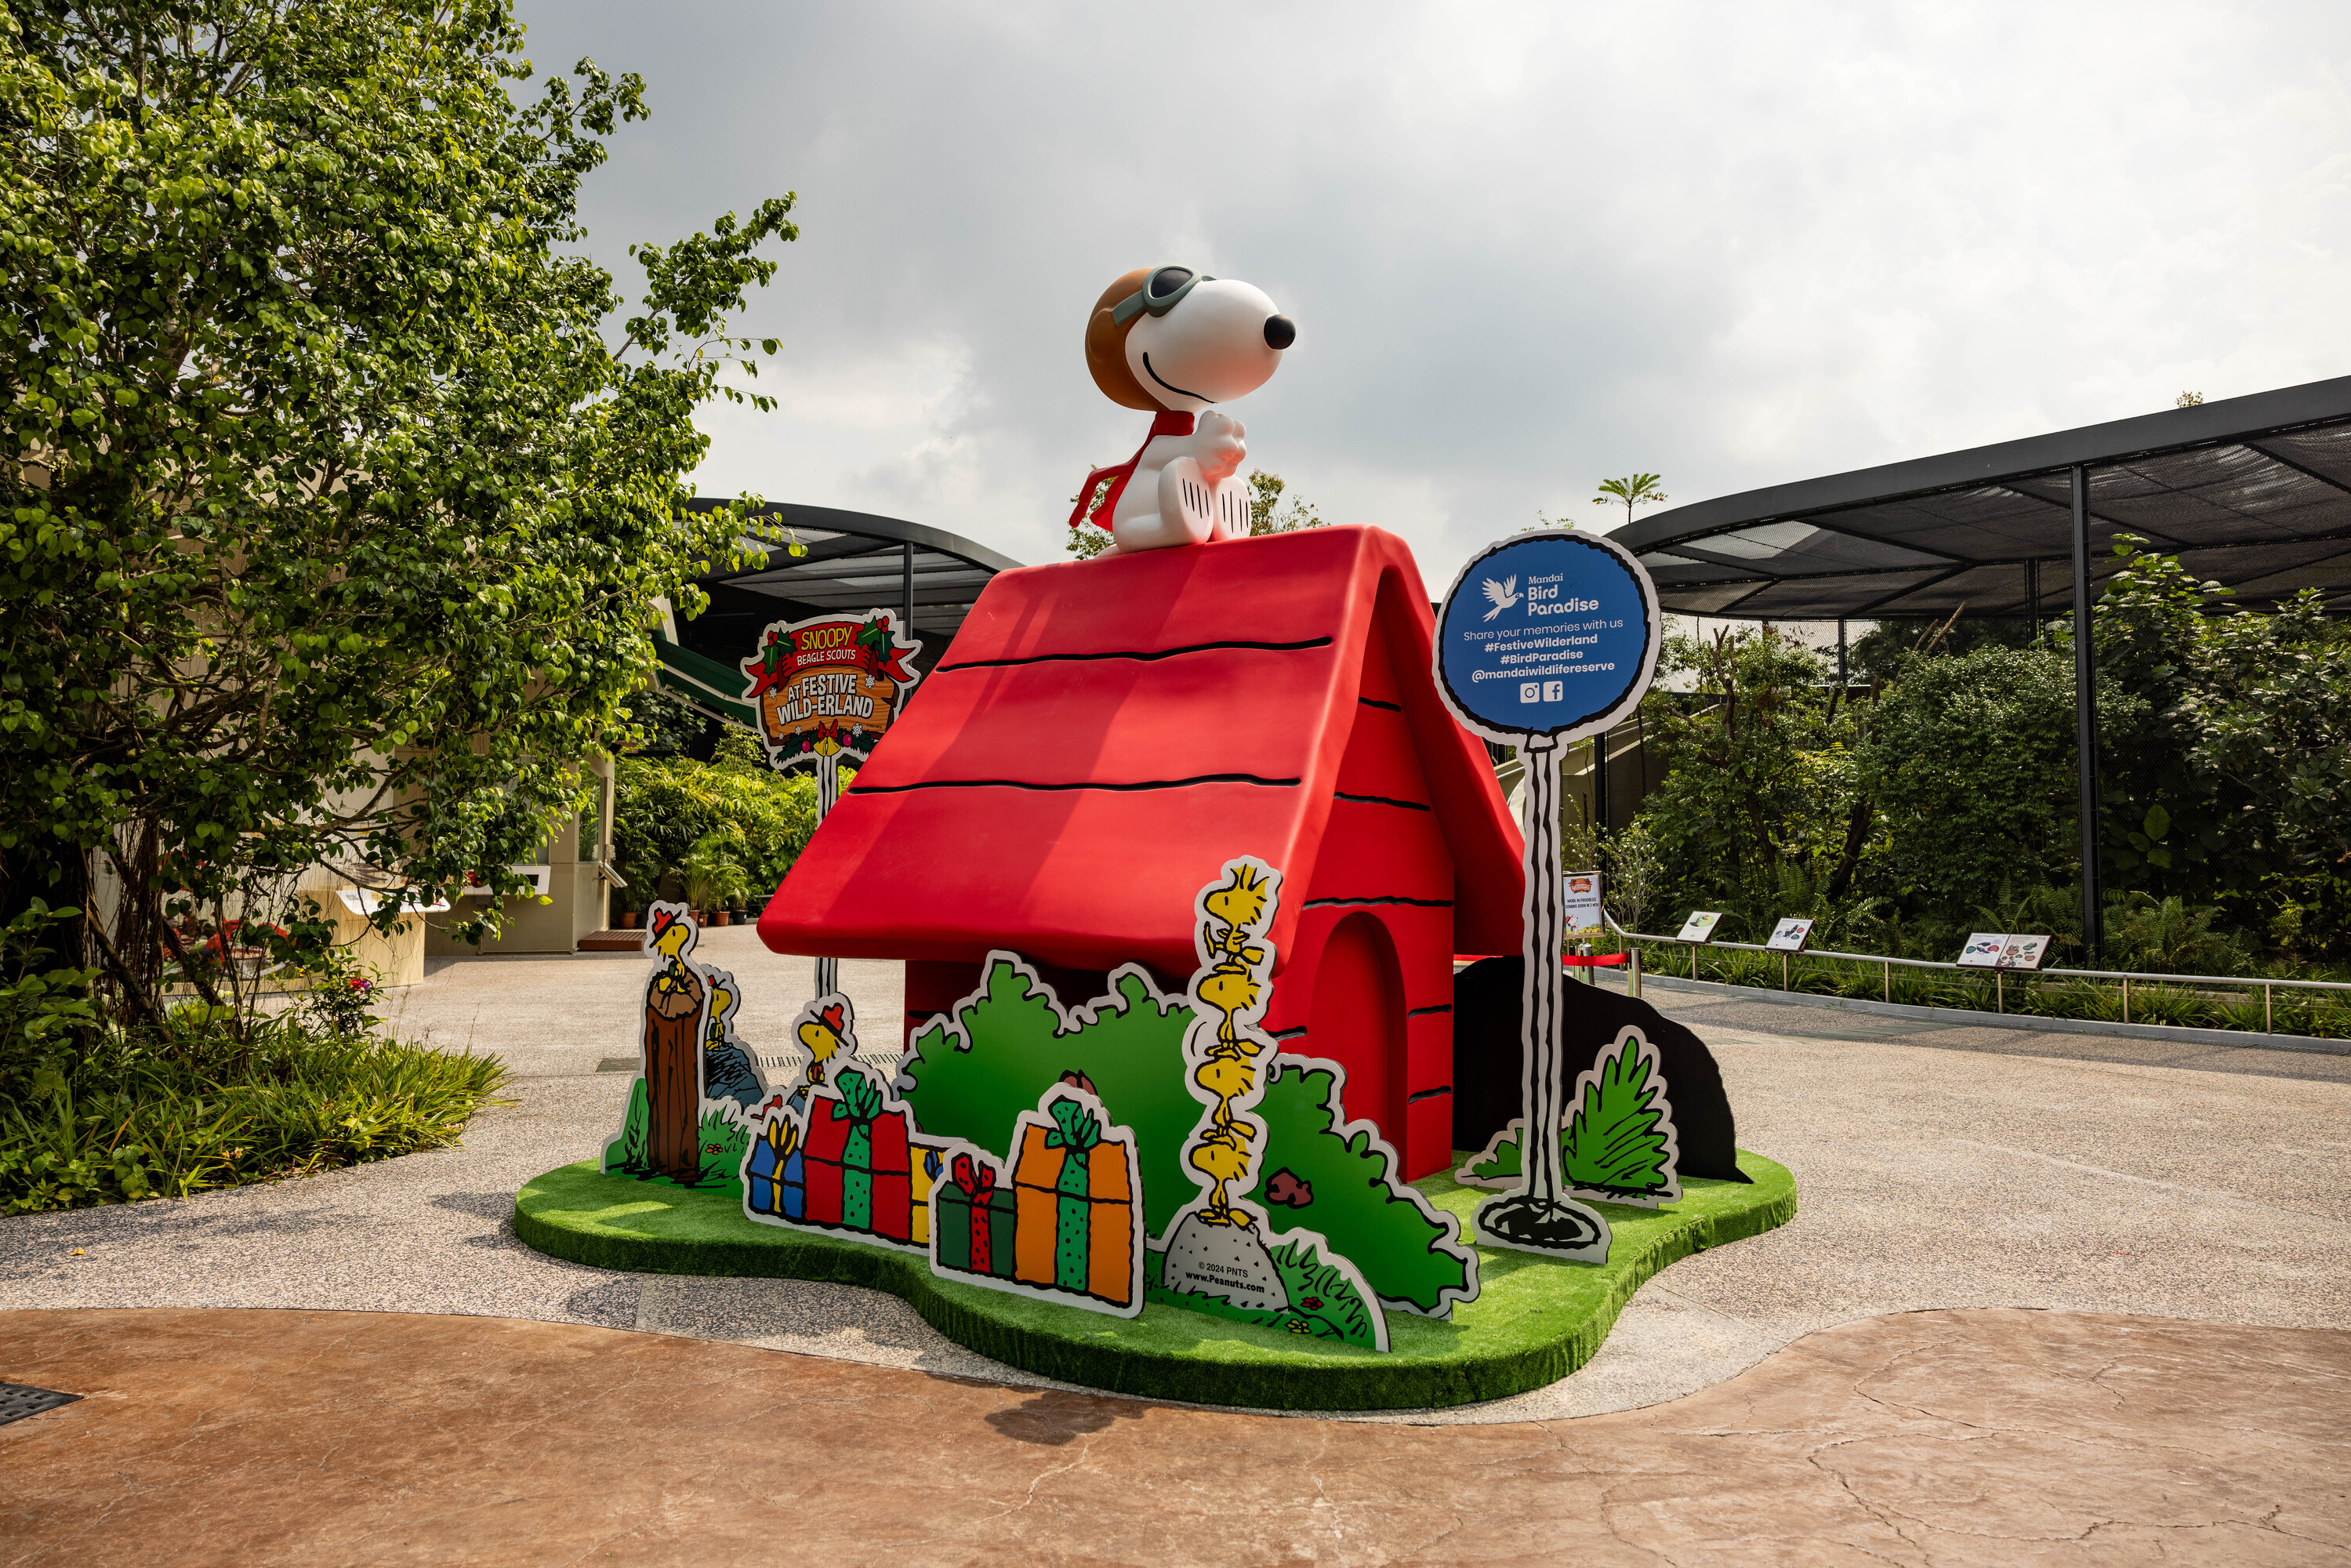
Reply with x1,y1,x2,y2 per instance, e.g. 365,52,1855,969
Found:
596,1057,641,1073
0,1382,81,1427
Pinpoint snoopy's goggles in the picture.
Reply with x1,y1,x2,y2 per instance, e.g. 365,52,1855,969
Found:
1112,265,1214,325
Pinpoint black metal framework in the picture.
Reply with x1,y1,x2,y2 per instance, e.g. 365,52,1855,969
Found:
2070,464,2102,963
1614,375,2351,624
677,499,1021,690
1614,375,2351,967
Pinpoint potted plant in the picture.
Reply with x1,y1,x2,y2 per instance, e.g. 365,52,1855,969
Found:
678,833,751,928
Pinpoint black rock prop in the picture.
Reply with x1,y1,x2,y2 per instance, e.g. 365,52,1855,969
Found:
1450,957,1749,1184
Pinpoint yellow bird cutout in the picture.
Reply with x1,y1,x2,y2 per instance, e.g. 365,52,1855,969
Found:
796,1000,849,1089
705,978,735,1051
648,909,698,1004
1181,860,1283,1223
1187,1126,1256,1225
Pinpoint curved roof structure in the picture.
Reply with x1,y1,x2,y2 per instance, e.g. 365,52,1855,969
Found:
656,499,1021,726
1616,376,2351,621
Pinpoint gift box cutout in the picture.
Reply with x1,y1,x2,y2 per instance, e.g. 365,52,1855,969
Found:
928,1086,1145,1318
739,1062,927,1256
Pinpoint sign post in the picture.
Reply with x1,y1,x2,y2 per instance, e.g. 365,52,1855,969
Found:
1433,528,1661,1258
741,609,925,996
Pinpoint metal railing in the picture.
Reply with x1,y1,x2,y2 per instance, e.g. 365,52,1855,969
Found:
1602,924,2351,1035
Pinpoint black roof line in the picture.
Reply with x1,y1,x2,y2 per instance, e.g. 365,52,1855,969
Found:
684,497,1025,578
1613,372,2351,554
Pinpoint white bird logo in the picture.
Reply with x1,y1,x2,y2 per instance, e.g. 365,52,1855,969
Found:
1481,575,1521,621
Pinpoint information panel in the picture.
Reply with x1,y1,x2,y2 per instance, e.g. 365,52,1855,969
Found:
1435,531,1661,745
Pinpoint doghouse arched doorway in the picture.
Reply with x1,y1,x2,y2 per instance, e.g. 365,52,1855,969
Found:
1305,913,1407,1138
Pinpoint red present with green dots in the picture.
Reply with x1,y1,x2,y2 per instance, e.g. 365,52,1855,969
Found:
799,1068,912,1242
935,1152,1016,1278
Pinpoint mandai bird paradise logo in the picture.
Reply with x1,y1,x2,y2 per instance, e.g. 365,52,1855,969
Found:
1480,575,1522,621
738,609,925,774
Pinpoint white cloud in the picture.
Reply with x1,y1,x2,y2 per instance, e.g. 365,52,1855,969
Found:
524,0,2351,592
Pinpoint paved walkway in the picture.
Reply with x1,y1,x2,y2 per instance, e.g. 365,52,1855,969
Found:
5,938,2350,1561
5,1305,2346,1565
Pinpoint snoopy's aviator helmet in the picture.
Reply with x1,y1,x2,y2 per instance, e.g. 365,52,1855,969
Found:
1084,265,1294,413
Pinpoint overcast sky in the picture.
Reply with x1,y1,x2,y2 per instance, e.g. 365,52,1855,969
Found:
515,2,2351,592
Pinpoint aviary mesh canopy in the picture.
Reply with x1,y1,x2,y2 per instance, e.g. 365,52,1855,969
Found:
680,499,1018,670
1615,377,2351,619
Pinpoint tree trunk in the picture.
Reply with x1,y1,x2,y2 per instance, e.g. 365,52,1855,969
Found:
644,967,706,1182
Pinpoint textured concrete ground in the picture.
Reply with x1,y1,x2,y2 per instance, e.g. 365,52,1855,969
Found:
2,936,2349,1426
5,1305,2346,1566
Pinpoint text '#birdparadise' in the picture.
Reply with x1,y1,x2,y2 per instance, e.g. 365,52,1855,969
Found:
1459,618,1624,682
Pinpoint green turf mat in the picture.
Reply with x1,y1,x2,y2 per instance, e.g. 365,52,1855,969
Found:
514,1152,1795,1410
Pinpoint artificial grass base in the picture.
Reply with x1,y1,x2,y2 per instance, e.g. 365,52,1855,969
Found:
514,1152,1796,1411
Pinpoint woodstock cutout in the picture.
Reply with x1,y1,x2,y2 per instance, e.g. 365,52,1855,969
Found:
1156,858,1391,1351
1069,265,1294,555
603,902,756,1190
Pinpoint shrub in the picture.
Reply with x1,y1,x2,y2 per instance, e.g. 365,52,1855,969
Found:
611,747,833,906
0,1014,506,1215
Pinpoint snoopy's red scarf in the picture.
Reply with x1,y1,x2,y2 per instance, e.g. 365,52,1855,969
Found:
1067,409,1195,533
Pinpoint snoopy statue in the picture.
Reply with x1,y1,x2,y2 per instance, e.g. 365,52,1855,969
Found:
1068,265,1293,557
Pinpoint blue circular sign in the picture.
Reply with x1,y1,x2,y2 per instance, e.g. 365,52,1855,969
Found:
1434,529,1660,742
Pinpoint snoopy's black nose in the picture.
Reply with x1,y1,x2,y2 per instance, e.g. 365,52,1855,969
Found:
1264,314,1296,350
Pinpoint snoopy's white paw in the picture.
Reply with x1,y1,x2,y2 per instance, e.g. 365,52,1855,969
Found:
1193,410,1247,484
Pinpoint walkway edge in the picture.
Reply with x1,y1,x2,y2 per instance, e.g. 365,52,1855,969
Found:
513,1155,1798,1412
1619,973,2351,1056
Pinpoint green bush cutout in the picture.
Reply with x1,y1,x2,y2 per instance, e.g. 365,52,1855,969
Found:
1560,1039,1674,1202
898,955,1475,1315
1461,1033,1680,1208
900,960,1196,1236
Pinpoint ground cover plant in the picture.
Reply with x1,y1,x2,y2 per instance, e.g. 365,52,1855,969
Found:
0,906,505,1214
1616,938,2351,1041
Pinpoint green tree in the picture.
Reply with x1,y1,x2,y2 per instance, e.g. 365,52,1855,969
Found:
0,2,794,1022
1859,644,2087,922
1591,473,1667,527
1636,628,1860,935
610,750,825,906
1246,470,1326,535
2093,539,2351,955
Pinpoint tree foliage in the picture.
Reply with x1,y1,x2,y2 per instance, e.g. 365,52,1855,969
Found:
0,1,796,1022
611,738,826,909
1627,539,2351,967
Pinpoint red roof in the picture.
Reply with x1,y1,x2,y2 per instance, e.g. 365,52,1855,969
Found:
756,525,1525,976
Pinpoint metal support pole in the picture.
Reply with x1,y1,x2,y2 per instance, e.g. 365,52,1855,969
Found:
1882,957,1891,1003
2265,981,2273,1033
814,756,840,997
1630,947,1642,1000
1836,619,1848,688
1592,730,1610,836
2070,463,2104,965
900,542,914,637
